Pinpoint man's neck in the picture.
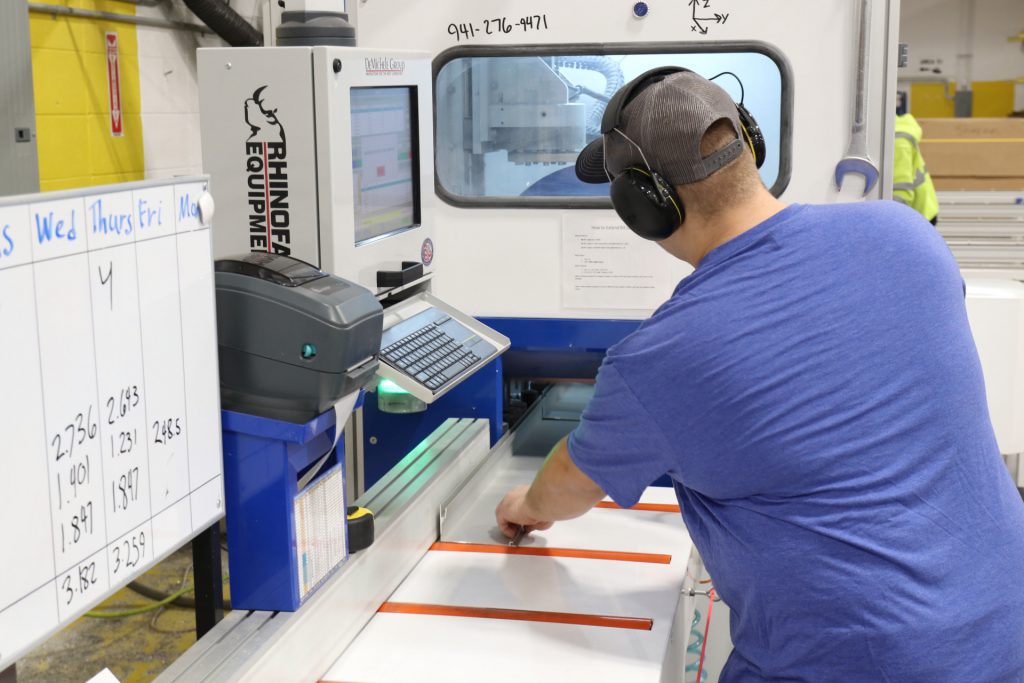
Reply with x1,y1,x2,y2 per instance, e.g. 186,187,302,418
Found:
685,190,787,266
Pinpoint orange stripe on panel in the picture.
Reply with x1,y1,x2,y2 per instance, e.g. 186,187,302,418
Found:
595,501,681,513
377,602,653,631
429,541,671,564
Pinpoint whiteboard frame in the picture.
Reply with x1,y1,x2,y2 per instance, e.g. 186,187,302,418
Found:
0,175,226,671
0,176,208,210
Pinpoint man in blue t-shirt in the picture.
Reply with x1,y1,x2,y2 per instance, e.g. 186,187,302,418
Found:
495,69,1024,682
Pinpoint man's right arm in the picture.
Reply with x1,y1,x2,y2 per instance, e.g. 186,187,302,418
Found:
493,358,675,539
495,436,606,540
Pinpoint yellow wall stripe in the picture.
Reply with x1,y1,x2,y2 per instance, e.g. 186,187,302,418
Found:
30,1,144,192
910,79,1018,119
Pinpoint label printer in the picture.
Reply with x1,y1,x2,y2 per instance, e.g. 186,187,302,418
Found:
215,252,384,611
215,252,383,424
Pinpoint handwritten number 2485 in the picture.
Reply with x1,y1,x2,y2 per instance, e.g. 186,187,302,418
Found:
152,417,182,444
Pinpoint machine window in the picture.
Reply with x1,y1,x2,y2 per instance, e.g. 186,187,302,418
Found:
434,45,792,206
351,86,421,245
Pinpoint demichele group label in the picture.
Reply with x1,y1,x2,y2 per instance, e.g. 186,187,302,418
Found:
365,57,405,76
243,85,291,255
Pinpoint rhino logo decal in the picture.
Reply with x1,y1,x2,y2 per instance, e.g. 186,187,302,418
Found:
244,86,290,255
244,86,286,144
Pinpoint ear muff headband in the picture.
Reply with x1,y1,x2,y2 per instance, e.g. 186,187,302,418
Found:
600,67,690,241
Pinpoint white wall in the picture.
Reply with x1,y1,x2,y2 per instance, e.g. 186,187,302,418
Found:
135,0,264,179
899,0,1024,108
900,0,1023,80
123,1,1023,179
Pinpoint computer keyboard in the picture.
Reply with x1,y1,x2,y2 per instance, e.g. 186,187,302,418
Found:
379,307,497,393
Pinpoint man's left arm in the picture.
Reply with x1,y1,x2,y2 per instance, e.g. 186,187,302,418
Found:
495,436,605,540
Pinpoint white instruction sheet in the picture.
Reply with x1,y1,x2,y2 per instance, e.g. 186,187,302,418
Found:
561,214,678,310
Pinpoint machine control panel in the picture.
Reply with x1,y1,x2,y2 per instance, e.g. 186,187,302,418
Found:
380,308,497,394
376,293,510,403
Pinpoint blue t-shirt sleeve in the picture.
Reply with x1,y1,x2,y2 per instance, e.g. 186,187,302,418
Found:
567,360,674,508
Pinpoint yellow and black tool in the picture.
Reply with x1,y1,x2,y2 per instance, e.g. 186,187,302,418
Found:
347,506,375,552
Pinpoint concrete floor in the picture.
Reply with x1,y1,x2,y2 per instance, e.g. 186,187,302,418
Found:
11,546,229,683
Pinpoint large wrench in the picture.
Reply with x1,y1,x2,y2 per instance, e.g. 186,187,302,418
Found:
834,0,879,195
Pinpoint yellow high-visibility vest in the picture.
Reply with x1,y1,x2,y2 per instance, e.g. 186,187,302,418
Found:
894,113,939,222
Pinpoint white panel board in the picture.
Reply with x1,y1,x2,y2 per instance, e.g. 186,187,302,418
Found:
326,479,692,683
0,177,224,670
326,601,668,683
561,214,686,311
964,278,1024,455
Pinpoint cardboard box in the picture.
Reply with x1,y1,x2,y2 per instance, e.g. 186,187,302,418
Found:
933,177,1024,191
919,117,1024,178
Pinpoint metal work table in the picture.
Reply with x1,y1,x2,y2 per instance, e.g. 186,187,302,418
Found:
158,416,697,683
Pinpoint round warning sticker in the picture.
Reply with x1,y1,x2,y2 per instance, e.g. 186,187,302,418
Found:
421,238,434,266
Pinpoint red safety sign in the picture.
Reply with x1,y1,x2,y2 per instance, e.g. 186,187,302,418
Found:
106,32,123,137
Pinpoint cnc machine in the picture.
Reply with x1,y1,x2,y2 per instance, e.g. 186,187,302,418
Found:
164,2,1022,681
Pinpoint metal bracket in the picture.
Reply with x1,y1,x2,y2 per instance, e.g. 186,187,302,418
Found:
687,588,722,602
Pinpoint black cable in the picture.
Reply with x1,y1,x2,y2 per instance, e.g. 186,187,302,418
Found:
708,71,745,104
182,0,263,46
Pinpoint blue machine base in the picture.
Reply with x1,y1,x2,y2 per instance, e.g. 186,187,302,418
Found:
363,359,503,488
362,319,656,489
221,407,349,612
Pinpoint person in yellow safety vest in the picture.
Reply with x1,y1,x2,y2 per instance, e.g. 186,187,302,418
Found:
894,112,940,225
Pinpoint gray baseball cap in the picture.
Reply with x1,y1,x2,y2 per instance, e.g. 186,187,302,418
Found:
575,69,745,185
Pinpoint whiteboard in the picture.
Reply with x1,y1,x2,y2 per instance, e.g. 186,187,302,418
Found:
0,177,225,670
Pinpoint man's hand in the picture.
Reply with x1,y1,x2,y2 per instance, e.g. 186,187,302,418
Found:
496,485,555,540
494,437,606,541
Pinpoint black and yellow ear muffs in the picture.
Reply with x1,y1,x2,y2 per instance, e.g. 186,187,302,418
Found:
610,167,685,242
736,102,766,169
604,67,766,242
